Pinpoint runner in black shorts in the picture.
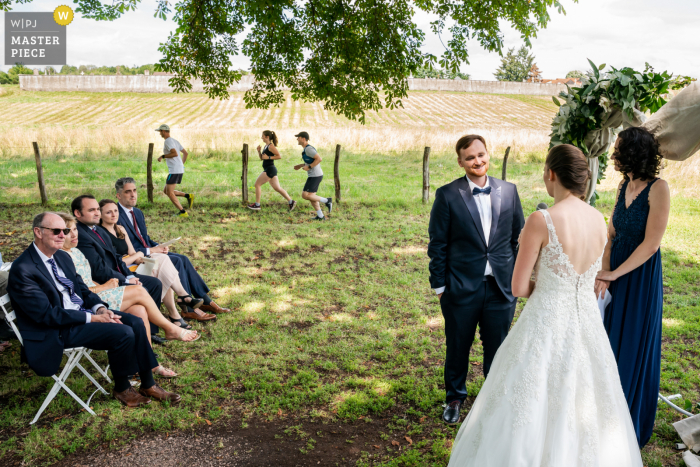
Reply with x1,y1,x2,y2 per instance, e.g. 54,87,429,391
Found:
247,130,296,211
293,131,332,221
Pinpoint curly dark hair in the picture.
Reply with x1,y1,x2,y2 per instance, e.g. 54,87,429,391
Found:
615,127,662,181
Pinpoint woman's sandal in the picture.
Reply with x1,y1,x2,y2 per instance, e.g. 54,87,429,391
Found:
177,329,200,342
176,294,203,310
169,316,192,330
153,365,178,378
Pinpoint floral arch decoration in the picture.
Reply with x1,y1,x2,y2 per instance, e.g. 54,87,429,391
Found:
548,60,696,204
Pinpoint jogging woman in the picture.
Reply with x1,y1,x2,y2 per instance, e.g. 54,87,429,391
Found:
248,130,296,211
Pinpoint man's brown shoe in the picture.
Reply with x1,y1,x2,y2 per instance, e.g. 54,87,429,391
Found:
200,301,230,313
114,386,151,408
182,308,216,321
139,384,181,403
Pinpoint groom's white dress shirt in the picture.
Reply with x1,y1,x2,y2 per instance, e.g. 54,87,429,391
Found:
434,177,493,295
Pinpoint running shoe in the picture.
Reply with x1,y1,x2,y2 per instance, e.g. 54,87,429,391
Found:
325,197,333,213
313,215,325,221
289,200,297,211
247,203,261,211
185,193,195,209
176,211,189,218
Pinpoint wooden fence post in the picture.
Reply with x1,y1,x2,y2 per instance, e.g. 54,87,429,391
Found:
147,143,154,203
334,144,341,203
32,142,48,206
502,146,511,181
241,143,249,204
422,146,431,204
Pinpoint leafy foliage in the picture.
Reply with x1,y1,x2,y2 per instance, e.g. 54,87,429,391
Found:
566,70,585,79
58,64,157,75
0,63,35,84
1,0,575,122
494,46,535,82
411,67,469,80
549,60,691,202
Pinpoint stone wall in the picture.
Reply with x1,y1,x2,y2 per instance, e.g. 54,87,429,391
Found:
407,78,566,96
19,74,565,96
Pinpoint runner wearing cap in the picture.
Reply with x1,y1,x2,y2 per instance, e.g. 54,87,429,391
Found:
293,131,332,221
155,124,193,218
247,130,296,212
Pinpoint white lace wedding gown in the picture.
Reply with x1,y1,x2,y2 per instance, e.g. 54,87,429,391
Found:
448,210,642,467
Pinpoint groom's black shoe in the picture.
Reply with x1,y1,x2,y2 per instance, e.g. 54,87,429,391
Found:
442,400,462,424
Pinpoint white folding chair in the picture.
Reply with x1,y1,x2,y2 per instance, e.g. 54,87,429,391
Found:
0,294,111,424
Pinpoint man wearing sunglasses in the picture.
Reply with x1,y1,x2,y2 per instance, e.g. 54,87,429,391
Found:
7,212,180,407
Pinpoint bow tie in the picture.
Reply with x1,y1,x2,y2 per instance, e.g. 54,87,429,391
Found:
472,186,492,196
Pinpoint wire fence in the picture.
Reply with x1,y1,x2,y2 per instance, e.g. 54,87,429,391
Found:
0,143,511,206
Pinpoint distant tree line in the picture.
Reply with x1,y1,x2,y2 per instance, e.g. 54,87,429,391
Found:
0,64,253,84
412,67,470,80
0,64,34,84
57,64,157,75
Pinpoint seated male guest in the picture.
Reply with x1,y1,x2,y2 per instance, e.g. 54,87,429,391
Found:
114,177,230,314
71,195,164,336
7,212,180,406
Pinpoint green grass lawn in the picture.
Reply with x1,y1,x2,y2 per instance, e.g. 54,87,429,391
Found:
0,151,698,466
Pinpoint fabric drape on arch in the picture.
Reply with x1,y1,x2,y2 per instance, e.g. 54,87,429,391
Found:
552,81,700,203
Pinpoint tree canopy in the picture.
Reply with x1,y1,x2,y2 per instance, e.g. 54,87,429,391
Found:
1,0,575,122
494,46,535,83
566,70,585,79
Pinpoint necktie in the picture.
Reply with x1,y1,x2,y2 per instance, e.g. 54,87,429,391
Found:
47,258,93,313
92,227,106,245
130,211,148,248
472,186,492,196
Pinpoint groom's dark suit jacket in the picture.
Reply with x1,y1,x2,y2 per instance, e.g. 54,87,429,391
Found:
7,244,108,376
428,175,525,306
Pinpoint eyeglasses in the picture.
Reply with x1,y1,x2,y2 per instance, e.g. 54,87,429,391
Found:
38,227,71,235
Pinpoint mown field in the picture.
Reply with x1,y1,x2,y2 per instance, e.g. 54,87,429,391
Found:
0,84,698,466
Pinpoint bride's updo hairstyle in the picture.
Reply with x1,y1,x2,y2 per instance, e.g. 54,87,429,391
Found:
545,144,592,200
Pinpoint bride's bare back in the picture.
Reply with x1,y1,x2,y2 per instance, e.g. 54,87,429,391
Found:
547,198,607,275
513,196,607,297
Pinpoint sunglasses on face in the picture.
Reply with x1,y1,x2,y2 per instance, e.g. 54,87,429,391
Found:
39,227,71,235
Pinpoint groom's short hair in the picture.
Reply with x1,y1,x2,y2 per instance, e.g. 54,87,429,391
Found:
456,135,487,157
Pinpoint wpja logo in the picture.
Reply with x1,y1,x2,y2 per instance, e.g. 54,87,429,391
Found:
4,7,71,65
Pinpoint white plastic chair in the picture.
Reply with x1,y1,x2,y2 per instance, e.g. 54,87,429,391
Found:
0,294,111,424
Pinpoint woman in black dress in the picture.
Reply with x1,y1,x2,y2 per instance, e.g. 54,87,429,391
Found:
247,130,296,211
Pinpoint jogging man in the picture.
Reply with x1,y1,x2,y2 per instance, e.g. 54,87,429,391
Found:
293,131,332,221
155,124,193,217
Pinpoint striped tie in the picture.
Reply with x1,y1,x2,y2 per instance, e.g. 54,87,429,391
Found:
47,258,93,313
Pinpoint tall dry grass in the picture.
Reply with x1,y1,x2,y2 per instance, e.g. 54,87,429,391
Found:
0,125,551,160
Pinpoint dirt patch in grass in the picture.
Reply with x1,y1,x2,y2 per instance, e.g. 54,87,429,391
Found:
269,246,300,260
44,415,412,467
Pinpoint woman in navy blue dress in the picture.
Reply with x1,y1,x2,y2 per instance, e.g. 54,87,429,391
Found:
595,127,671,448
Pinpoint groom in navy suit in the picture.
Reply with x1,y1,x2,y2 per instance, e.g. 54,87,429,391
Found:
428,135,525,424
113,177,230,315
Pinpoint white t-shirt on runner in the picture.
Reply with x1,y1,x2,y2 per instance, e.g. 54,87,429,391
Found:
163,137,185,174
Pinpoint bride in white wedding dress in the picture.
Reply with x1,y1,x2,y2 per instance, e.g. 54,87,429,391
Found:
447,144,642,467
